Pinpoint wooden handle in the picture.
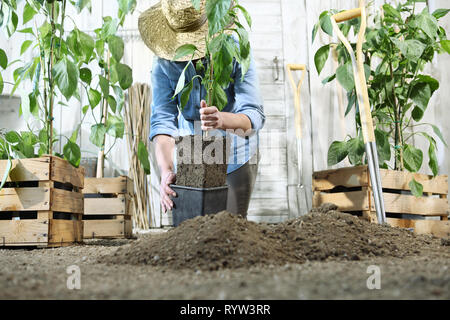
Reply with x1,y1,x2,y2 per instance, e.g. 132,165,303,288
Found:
286,64,307,139
332,8,361,23
286,64,306,72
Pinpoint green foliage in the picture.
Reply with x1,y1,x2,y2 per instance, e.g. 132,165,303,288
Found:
173,0,252,111
316,1,449,195
137,141,150,174
0,0,136,181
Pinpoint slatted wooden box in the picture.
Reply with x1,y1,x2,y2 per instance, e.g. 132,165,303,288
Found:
313,166,449,238
83,176,133,239
0,156,84,247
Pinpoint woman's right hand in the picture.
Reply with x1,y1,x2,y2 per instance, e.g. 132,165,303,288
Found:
160,170,177,213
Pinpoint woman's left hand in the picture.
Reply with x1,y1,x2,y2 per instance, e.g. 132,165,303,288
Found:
200,100,224,131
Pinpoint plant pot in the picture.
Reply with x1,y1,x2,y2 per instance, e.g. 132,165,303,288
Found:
312,166,449,238
175,135,230,188
170,184,228,227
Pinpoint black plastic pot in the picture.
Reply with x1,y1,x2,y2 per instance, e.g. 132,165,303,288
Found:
170,184,228,227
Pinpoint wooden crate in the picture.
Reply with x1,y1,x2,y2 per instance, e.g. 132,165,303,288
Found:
0,156,85,247
313,166,449,238
82,176,133,239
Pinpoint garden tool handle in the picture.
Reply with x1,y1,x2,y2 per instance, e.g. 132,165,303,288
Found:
330,0,375,144
333,8,362,23
286,64,307,139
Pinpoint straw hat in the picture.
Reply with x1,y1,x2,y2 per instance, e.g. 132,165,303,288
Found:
138,0,208,61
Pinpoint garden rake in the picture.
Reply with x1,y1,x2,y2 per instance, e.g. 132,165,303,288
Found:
286,64,310,215
331,0,386,224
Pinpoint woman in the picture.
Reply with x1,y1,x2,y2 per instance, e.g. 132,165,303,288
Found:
138,0,265,218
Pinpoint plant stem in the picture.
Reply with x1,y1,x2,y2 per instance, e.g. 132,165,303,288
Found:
48,2,56,156
389,60,403,170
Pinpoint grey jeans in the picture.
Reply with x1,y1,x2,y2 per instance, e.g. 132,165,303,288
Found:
226,154,259,218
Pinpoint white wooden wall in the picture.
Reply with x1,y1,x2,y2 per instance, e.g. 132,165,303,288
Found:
1,0,449,227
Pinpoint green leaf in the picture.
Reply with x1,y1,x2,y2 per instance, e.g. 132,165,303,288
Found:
416,75,439,92
409,178,423,198
0,49,8,69
78,30,95,62
441,40,450,54
319,11,333,36
5,131,21,144
314,45,330,75
410,82,431,121
206,0,232,35
431,124,447,148
173,66,187,98
115,63,133,90
432,8,450,19
99,75,109,96
137,141,150,174
375,129,391,164
0,72,3,94
327,141,348,166
106,115,124,138
347,136,365,165
428,141,438,176
312,23,319,43
80,67,92,85
20,40,33,55
74,0,92,13
392,39,426,61
403,144,423,173
416,9,438,39
52,58,79,100
89,124,107,148
179,80,193,110
383,4,401,20
88,89,101,108
212,81,228,111
336,61,355,92
173,44,198,61
108,35,124,61
107,95,117,113
82,105,89,115
23,3,37,24
0,157,11,191
102,17,119,39
235,4,252,28
63,141,81,167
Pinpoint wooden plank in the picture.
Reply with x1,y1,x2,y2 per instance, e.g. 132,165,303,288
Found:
383,193,448,216
50,156,85,188
51,188,84,214
83,176,131,195
49,219,83,244
313,190,370,212
84,194,127,215
313,166,369,191
387,218,450,238
0,219,49,245
379,169,448,195
83,219,128,238
0,187,50,211
0,157,50,182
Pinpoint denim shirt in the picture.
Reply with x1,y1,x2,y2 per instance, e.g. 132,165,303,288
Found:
149,53,265,174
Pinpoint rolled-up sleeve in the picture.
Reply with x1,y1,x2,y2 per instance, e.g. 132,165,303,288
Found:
233,55,265,131
149,58,179,141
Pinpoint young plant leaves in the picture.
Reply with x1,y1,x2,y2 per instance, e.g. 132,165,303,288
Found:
409,178,423,198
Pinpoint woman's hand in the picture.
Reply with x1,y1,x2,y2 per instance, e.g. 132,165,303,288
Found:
160,170,176,213
200,100,224,130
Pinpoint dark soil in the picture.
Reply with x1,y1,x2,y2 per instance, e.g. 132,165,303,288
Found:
175,135,229,188
100,204,446,271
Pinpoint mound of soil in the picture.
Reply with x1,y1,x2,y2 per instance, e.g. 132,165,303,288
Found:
100,204,444,271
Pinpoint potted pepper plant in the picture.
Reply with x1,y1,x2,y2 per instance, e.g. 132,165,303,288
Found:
164,0,252,226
